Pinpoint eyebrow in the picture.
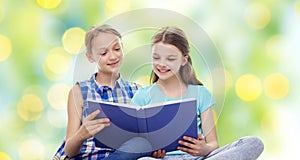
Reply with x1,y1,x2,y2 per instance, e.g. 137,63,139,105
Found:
152,52,178,57
96,40,121,51
167,54,177,57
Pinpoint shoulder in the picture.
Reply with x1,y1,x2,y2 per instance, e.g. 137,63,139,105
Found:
77,79,91,87
189,84,211,94
189,85,216,109
189,84,215,103
131,85,155,106
133,85,156,99
137,85,155,93
124,80,139,88
74,79,92,96
68,84,84,110
75,73,97,89
75,80,91,98
70,84,82,95
72,76,94,101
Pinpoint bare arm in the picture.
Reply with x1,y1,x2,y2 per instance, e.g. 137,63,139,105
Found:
200,107,219,153
63,84,110,158
63,85,85,157
178,107,218,156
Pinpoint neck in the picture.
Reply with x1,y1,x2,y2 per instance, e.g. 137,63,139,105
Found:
95,72,120,88
156,76,187,98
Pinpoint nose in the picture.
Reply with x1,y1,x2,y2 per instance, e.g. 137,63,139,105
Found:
108,50,118,60
157,60,167,68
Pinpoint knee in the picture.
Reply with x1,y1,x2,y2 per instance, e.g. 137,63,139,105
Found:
243,136,264,154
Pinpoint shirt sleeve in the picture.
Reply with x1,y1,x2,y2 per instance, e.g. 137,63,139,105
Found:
197,86,216,113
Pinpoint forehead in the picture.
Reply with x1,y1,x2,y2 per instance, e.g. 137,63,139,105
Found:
92,32,121,49
152,42,181,56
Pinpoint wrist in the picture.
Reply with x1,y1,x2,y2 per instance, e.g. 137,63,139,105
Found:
205,142,218,155
76,130,87,142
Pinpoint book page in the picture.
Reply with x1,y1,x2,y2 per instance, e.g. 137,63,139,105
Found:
143,98,197,109
88,99,140,110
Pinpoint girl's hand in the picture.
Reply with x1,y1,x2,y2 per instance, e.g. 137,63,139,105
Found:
152,149,166,158
78,110,110,140
177,133,211,156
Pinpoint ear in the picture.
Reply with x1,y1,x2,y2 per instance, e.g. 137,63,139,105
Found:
86,53,95,63
181,55,189,66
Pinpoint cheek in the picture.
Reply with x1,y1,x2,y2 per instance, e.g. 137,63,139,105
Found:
95,56,102,62
97,56,107,65
114,52,123,62
118,52,124,60
117,50,124,57
152,61,159,68
169,62,181,70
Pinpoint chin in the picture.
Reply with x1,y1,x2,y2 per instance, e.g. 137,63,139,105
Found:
103,67,119,74
156,74,172,80
111,68,120,73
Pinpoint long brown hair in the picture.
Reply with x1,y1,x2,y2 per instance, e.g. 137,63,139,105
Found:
150,27,203,85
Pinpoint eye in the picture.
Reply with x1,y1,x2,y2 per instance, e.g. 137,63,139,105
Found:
99,52,107,56
115,47,121,51
152,56,159,60
167,58,176,61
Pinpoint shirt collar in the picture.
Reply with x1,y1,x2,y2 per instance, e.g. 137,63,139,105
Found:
90,73,126,93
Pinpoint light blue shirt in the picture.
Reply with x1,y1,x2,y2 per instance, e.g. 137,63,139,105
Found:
131,83,216,155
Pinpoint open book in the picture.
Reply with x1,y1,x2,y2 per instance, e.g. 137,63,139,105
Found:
88,98,197,152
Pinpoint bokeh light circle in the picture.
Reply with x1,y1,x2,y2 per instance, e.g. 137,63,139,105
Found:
62,27,86,54
47,83,71,110
0,152,11,160
47,108,67,128
235,74,262,101
18,139,45,160
105,0,131,16
245,3,271,29
264,73,289,99
17,94,44,121
0,35,12,61
43,47,73,80
36,0,62,9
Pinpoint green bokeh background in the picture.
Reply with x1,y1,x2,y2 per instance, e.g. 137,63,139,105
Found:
0,0,299,159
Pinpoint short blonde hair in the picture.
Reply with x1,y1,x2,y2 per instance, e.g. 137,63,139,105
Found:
85,24,121,54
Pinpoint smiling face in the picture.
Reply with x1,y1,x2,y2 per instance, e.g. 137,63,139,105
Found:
86,32,123,74
152,42,188,81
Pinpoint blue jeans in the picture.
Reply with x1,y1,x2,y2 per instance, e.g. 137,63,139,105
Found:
103,137,152,160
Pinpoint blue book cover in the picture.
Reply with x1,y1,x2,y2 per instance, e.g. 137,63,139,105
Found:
88,98,198,153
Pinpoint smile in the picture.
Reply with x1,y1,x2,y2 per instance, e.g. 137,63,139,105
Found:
108,61,120,67
158,68,170,73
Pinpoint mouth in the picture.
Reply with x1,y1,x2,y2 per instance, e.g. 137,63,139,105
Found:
157,68,171,73
107,61,120,67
